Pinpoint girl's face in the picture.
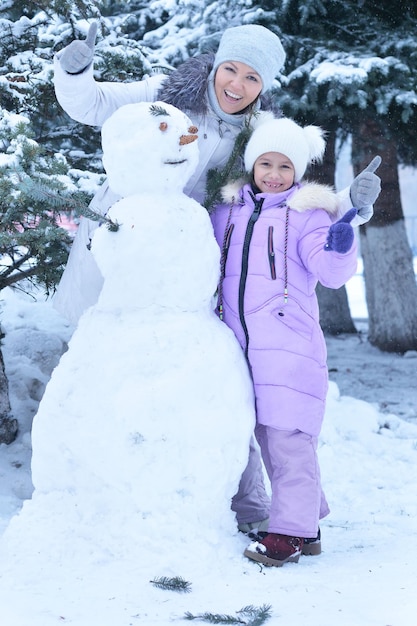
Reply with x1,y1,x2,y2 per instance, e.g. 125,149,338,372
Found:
253,152,295,193
214,61,263,114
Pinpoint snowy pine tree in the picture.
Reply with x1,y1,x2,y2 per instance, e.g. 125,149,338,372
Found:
263,0,417,347
0,108,90,443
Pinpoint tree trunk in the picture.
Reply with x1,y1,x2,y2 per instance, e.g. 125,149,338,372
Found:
0,347,18,445
316,282,357,335
353,119,417,352
311,130,357,335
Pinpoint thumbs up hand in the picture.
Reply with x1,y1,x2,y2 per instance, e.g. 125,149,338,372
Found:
349,155,382,222
59,22,98,74
324,208,357,253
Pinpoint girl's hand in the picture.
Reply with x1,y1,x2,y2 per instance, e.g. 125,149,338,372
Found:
324,208,357,253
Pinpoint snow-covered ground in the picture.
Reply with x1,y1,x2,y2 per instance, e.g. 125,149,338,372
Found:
0,125,416,625
0,270,416,626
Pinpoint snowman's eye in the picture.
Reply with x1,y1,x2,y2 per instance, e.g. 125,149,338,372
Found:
159,122,168,131
188,126,198,134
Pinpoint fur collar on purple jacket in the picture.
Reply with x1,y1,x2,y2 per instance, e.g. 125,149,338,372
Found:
219,179,340,217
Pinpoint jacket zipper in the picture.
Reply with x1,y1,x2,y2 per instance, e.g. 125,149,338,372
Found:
268,226,276,280
238,194,264,362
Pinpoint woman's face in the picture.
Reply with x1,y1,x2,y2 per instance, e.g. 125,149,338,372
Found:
253,152,295,193
214,61,263,114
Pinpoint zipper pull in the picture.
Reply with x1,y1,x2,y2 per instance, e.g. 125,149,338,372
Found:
250,197,264,222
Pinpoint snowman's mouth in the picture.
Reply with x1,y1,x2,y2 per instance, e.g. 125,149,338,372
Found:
164,159,187,165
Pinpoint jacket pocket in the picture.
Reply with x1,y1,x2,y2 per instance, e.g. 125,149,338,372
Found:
272,297,314,343
268,226,276,280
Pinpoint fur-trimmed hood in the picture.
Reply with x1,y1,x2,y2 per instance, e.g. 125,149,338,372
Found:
157,53,282,117
220,180,339,216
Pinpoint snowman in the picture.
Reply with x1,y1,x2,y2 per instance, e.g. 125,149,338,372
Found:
1,102,256,581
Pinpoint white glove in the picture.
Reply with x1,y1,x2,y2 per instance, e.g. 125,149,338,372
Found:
59,22,98,74
350,155,382,223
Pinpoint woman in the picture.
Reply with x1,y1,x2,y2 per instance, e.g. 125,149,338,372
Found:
53,23,380,543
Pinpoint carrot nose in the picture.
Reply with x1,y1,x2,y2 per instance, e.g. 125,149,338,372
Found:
179,133,198,146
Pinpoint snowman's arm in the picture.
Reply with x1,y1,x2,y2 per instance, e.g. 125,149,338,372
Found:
54,54,166,127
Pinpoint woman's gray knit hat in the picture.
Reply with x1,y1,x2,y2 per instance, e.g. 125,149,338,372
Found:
212,25,286,93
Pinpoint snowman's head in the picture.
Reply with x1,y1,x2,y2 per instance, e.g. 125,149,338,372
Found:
102,102,199,197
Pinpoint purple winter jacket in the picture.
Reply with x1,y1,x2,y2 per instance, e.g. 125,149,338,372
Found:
211,181,358,436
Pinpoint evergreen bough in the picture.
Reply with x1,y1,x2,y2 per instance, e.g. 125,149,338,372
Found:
0,110,95,294
203,119,253,213
150,575,192,593
20,178,119,232
149,104,170,117
184,604,272,625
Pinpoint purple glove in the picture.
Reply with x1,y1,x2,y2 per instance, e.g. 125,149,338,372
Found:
324,208,357,253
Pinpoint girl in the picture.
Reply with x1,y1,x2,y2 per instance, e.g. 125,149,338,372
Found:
211,116,359,566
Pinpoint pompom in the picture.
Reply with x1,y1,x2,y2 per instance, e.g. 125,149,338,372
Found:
303,125,327,163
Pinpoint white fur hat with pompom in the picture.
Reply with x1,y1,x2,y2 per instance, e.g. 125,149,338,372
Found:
244,116,326,182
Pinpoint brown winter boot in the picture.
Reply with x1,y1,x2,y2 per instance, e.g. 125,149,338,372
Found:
244,533,303,567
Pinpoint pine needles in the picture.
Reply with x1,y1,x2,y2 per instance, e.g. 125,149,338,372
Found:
17,176,87,213
150,576,272,624
18,177,119,231
150,575,192,593
149,104,170,117
203,120,253,213
184,604,272,625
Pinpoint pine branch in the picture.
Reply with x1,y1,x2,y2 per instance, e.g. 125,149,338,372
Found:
79,205,120,232
17,176,119,231
183,604,272,625
237,605,272,626
0,261,46,291
203,119,253,213
184,611,245,624
150,575,192,593
149,104,170,117
17,176,87,212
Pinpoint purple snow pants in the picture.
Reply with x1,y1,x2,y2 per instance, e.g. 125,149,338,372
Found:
255,424,330,538
232,430,330,536
231,437,271,525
